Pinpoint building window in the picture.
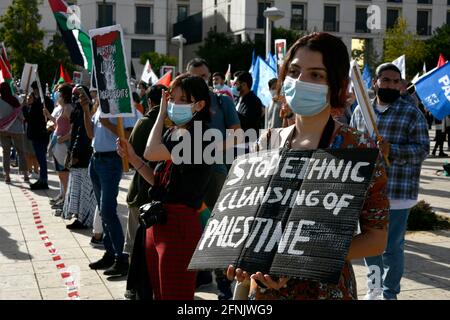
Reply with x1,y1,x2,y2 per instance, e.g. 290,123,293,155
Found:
135,6,153,34
387,0,402,3
417,10,431,35
355,7,370,33
97,2,114,28
291,3,307,31
177,4,189,22
447,11,450,25
131,39,155,59
323,5,339,32
387,8,400,29
257,1,273,29
418,0,432,4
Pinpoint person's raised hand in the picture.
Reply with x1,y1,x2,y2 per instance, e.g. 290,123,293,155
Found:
116,137,138,164
79,92,90,111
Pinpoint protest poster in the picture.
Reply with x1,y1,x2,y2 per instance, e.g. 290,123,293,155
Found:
20,63,38,93
189,148,378,284
275,39,287,67
73,71,82,85
160,65,176,79
89,24,134,118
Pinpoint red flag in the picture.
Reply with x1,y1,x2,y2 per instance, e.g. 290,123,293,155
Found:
156,71,172,87
58,63,72,84
437,54,446,68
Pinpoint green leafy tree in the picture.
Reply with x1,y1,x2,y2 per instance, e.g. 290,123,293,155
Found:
0,0,45,77
383,18,426,80
39,33,76,87
424,24,450,71
140,51,177,75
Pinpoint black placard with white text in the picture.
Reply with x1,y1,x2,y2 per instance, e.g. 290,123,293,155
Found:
188,148,379,284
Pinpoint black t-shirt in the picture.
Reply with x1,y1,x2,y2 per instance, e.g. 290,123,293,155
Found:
69,103,93,168
236,91,263,131
23,95,54,142
149,121,212,210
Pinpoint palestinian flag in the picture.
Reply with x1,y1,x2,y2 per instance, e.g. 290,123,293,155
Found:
0,56,15,93
1,43,12,75
57,64,72,84
48,0,92,72
157,71,172,88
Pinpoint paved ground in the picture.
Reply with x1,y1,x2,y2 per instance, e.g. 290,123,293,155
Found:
0,135,449,300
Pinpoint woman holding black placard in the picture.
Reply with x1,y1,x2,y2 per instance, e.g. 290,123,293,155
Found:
227,32,389,300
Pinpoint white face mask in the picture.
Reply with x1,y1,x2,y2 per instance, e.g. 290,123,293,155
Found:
270,90,277,98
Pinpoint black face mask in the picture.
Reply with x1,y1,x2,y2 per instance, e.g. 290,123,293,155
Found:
377,88,400,104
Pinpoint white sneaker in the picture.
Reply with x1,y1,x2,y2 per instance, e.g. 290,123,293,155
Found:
364,288,384,300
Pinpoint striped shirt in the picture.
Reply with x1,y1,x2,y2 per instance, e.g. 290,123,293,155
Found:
350,97,429,201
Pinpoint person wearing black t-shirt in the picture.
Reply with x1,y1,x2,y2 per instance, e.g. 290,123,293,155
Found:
234,71,264,132
118,74,212,300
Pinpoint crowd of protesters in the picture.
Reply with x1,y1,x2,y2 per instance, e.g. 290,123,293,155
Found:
1,31,445,301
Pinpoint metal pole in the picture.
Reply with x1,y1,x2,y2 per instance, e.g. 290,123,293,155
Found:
179,40,183,73
266,17,271,58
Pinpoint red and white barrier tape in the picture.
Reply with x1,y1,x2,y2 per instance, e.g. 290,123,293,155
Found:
22,189,80,300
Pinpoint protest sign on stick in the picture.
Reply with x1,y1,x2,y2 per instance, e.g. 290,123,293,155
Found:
20,63,38,94
89,24,133,171
189,148,378,284
350,61,390,166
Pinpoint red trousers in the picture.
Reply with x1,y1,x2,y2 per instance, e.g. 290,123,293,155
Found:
145,204,202,300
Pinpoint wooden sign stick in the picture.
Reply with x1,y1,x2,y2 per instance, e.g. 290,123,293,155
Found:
117,117,129,172
352,64,391,166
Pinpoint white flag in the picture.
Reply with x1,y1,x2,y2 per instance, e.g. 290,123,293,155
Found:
392,55,406,79
140,60,159,85
20,63,38,93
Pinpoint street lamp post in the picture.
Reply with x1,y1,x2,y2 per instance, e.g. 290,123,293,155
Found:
263,7,285,58
171,34,187,73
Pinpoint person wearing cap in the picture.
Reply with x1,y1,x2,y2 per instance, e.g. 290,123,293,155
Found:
350,63,429,300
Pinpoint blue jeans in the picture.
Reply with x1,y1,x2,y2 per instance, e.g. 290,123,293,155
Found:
364,208,410,299
32,140,48,182
89,153,126,261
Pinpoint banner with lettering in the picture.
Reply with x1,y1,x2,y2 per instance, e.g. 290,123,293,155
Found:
189,148,378,284
89,24,134,118
415,62,450,121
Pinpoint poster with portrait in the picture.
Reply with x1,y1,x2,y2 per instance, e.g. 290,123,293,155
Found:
275,39,287,68
89,24,134,118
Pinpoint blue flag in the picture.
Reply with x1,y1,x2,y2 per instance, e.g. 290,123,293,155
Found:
249,50,256,73
251,56,277,108
415,62,450,120
362,64,372,89
266,52,277,73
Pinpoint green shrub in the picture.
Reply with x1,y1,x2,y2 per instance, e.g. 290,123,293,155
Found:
407,200,450,231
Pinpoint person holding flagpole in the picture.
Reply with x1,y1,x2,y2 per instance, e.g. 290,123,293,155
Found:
350,63,430,300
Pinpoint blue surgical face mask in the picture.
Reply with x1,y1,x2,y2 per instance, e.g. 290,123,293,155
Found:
231,86,240,97
282,76,329,116
52,91,60,104
213,84,224,91
167,102,194,126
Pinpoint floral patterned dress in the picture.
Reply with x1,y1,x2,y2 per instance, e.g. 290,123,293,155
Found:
250,123,390,300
